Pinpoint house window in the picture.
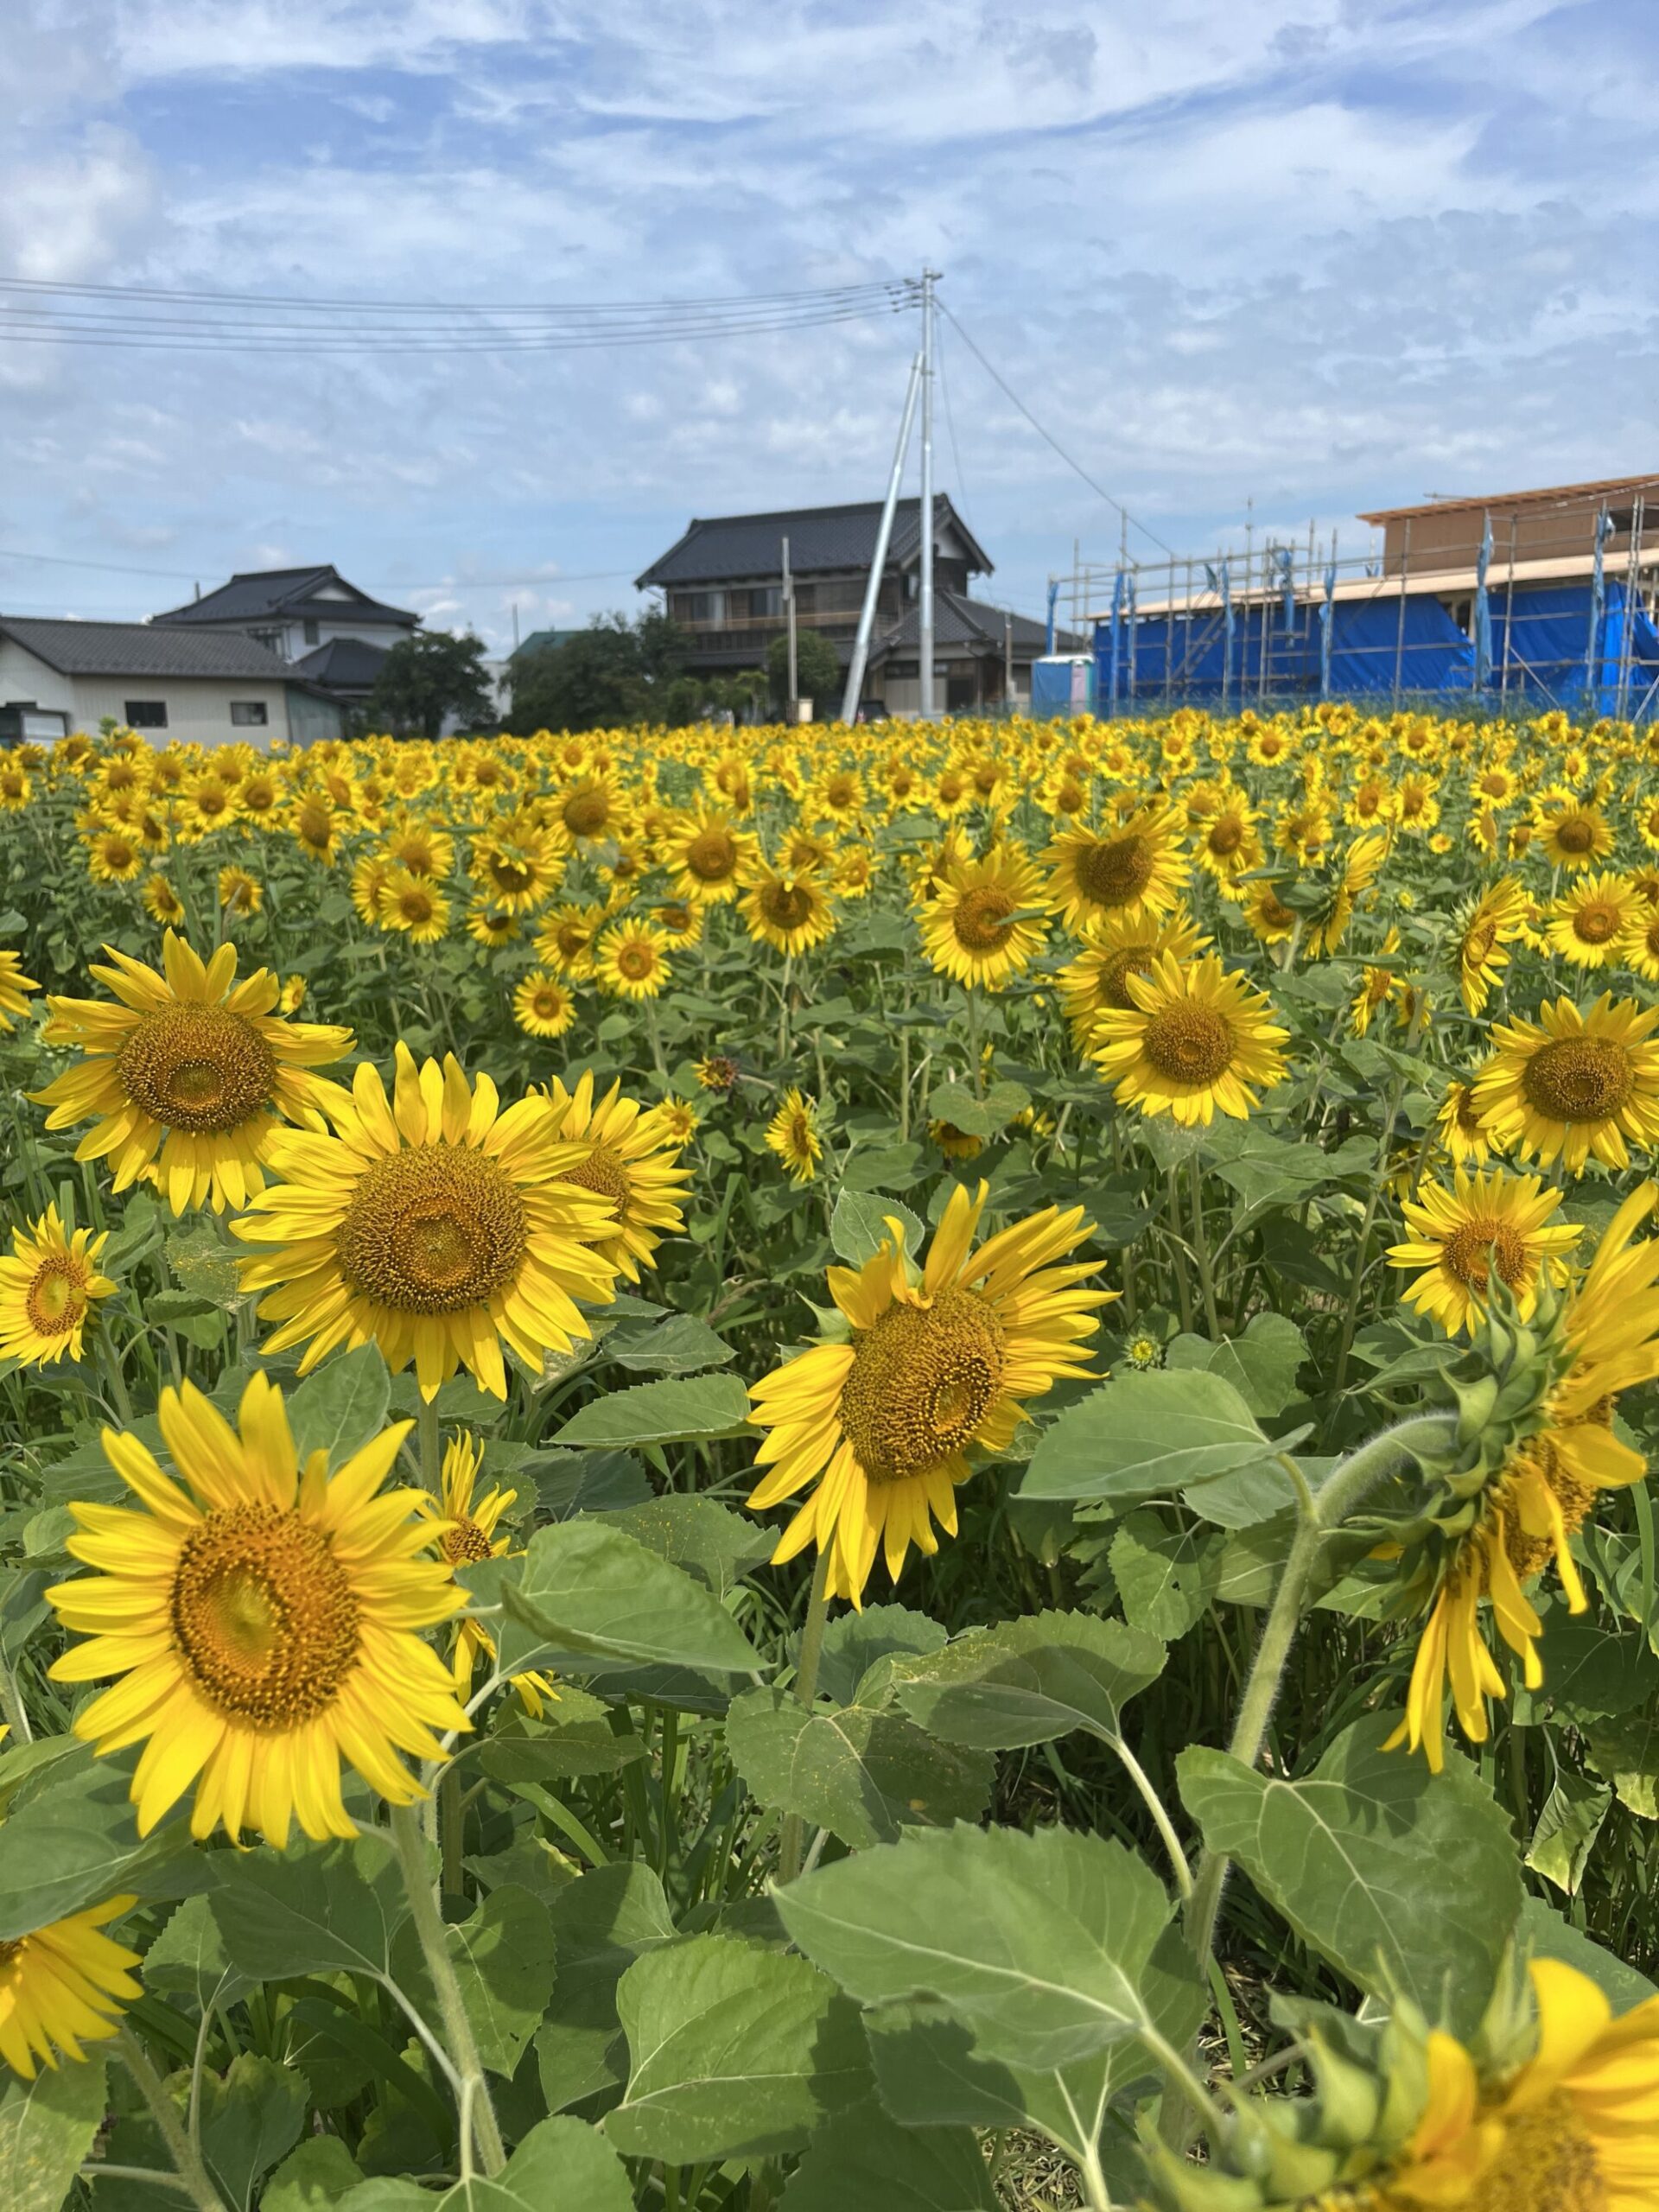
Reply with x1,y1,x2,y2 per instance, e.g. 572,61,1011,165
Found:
302,620,320,645
743,586,782,619
230,701,269,727
680,591,726,624
124,701,168,729
250,628,284,653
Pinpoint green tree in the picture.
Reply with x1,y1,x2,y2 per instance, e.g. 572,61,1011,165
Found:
767,627,841,712
365,628,495,741
508,613,688,734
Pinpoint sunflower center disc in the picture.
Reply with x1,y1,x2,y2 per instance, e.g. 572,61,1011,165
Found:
1522,1036,1632,1123
686,831,738,881
441,1517,494,1566
1572,903,1621,945
1463,920,1497,966
763,884,814,931
838,1288,1006,1484
1075,833,1153,906
563,791,609,837
1455,2088,1605,2212
1141,1004,1235,1086
565,1144,632,1214
951,886,1015,951
118,1005,276,1133
336,1144,528,1313
617,944,655,982
1443,1220,1529,1288
170,1504,359,1728
1098,944,1156,1010
25,1257,83,1337
1208,817,1244,856
1554,817,1595,854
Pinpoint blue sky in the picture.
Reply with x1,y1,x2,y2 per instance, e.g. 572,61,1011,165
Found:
3,0,1656,650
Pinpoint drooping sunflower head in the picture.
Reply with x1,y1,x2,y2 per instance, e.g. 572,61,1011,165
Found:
747,1181,1113,1604
47,1371,469,1846
538,1069,693,1282
1092,951,1290,1127
0,950,40,1032
32,931,354,1214
765,1087,822,1185
918,844,1048,991
0,1896,143,2078
0,1204,115,1368
1452,875,1528,1015
235,1043,621,1399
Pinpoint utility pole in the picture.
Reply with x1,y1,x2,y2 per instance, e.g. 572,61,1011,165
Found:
782,536,798,718
918,268,938,720
842,351,923,723
1003,610,1014,711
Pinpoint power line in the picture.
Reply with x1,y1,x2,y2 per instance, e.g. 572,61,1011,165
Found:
0,274,910,314
0,548,639,590
936,301,1173,559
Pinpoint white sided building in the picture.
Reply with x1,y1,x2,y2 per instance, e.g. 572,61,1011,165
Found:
0,618,344,748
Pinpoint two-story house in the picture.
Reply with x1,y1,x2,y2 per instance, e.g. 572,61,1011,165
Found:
150,567,419,712
635,497,1070,715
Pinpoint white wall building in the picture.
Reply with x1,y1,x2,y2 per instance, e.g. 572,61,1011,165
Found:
0,619,342,748
149,567,418,713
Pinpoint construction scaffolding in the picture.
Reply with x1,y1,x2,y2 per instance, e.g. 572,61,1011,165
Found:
1044,484,1659,721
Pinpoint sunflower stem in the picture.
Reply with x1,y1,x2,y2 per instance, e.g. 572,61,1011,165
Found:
115,2024,227,2212
778,1550,833,1885
417,1396,442,1497
388,1799,506,2177
1162,1413,1458,2152
1187,1157,1222,1338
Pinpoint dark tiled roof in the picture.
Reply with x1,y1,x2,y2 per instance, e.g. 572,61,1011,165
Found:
0,617,294,680
151,566,416,627
291,637,390,692
870,591,1085,657
636,496,989,588
511,628,584,660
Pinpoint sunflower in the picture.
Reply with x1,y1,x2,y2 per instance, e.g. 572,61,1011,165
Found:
471,835,559,915
234,1043,620,1398
384,821,454,880
1472,993,1659,1173
594,920,671,1001
1189,791,1262,881
376,869,451,945
350,854,391,925
1453,876,1528,1016
216,865,264,918
747,1183,1112,1605
0,1205,115,1367
655,1096,699,1145
1092,952,1289,1127
85,829,145,884
0,761,32,810
918,846,1048,990
1243,879,1299,947
414,1433,555,1717
1350,930,1402,1038
1303,830,1388,958
695,1053,740,1096
0,950,39,1031
1436,1077,1504,1167
660,804,757,906
512,971,577,1039
289,794,340,866
1044,808,1187,931
1055,912,1209,1052
929,1117,984,1160
467,899,521,949
535,902,606,976
739,864,838,958
540,1070,691,1281
1545,869,1643,969
1147,1959,1659,2212
1389,1184,1659,1771
0,1895,142,2077
47,1373,467,1845
1534,796,1616,870
1621,900,1659,983
33,932,353,1214
555,774,626,847
1387,1169,1580,1334
766,1088,822,1185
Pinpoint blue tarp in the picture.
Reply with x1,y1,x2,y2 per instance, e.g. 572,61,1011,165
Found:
1090,576,1659,718
1032,656,1096,716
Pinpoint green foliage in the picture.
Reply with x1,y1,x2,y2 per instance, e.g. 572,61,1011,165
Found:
506,612,688,734
0,2057,107,2212
767,626,841,709
366,628,496,742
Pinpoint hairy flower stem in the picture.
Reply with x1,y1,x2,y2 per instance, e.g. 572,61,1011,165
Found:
115,2024,226,2212
417,1396,442,1497
778,1550,833,1885
1163,1413,1457,2152
389,1799,506,2177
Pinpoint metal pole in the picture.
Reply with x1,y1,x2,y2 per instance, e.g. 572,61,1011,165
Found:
1500,515,1517,700
1392,517,1411,705
841,352,923,722
918,268,938,720
1620,497,1645,720
1003,610,1014,711
782,536,798,718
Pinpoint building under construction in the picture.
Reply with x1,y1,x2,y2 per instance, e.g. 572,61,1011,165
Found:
1045,474,1659,721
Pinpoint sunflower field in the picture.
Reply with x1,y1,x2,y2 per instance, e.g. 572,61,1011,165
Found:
0,703,1656,2212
